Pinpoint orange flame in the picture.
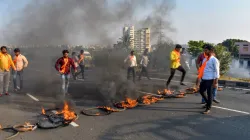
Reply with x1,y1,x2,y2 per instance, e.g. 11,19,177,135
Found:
42,107,45,115
141,95,164,105
158,89,174,95
119,98,138,108
59,102,76,121
186,87,198,94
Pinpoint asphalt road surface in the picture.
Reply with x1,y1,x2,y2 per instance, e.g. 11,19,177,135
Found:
1,66,250,140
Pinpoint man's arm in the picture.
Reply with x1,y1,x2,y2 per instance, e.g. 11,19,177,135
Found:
22,55,29,68
196,54,201,70
55,58,61,72
124,55,129,63
213,58,220,87
9,55,16,71
170,51,177,61
78,55,84,64
134,56,137,67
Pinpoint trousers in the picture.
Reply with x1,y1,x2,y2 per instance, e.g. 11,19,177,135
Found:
0,71,11,93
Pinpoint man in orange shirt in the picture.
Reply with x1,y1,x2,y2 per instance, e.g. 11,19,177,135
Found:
0,46,16,96
55,50,77,96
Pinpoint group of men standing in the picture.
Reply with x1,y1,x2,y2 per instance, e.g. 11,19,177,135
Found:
1,44,220,114
0,46,28,96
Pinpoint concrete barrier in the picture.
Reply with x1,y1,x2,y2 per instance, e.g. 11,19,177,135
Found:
219,80,250,89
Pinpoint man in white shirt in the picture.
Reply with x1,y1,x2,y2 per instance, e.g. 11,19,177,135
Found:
124,50,137,83
197,44,220,114
138,49,150,80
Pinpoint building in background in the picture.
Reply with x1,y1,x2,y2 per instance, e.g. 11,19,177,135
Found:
134,28,151,54
235,42,250,68
123,26,151,54
235,42,250,60
123,26,135,49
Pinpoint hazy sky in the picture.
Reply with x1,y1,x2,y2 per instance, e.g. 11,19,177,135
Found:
0,0,249,44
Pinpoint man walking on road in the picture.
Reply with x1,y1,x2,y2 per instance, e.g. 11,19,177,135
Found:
55,50,76,96
0,46,16,96
166,44,186,89
138,49,150,80
196,47,220,104
71,52,79,80
75,50,85,80
124,50,137,83
13,48,28,92
196,44,220,114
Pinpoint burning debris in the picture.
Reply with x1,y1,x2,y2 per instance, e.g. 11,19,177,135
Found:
138,95,164,105
186,87,199,94
158,89,186,98
38,102,78,129
114,98,138,109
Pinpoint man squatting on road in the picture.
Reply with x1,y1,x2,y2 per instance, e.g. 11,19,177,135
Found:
0,46,16,96
124,50,137,83
196,46,220,104
13,48,29,92
55,50,77,96
74,50,85,80
196,44,220,114
166,44,186,89
138,49,151,80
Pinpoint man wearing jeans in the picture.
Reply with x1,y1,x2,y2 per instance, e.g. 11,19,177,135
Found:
196,48,220,104
0,46,16,96
197,44,220,114
55,50,76,96
124,50,137,83
138,49,150,80
13,48,29,91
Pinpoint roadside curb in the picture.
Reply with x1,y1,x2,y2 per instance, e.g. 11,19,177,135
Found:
219,80,250,89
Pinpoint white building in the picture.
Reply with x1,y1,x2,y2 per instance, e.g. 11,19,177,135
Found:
235,42,250,59
123,26,151,54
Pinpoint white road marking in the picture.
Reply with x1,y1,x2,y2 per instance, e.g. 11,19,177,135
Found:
70,122,79,127
213,106,250,115
26,93,40,102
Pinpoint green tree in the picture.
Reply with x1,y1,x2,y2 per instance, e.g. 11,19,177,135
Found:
214,45,232,75
220,39,248,57
149,42,174,71
187,40,206,57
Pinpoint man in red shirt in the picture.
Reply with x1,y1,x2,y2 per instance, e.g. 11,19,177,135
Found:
55,50,77,96
196,47,220,104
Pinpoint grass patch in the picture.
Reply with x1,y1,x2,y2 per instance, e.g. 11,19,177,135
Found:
220,76,250,82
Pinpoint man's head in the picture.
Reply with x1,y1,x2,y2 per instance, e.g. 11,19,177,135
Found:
62,50,69,58
130,50,134,55
175,44,182,52
80,50,84,54
203,44,214,56
14,48,21,56
1,46,7,54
